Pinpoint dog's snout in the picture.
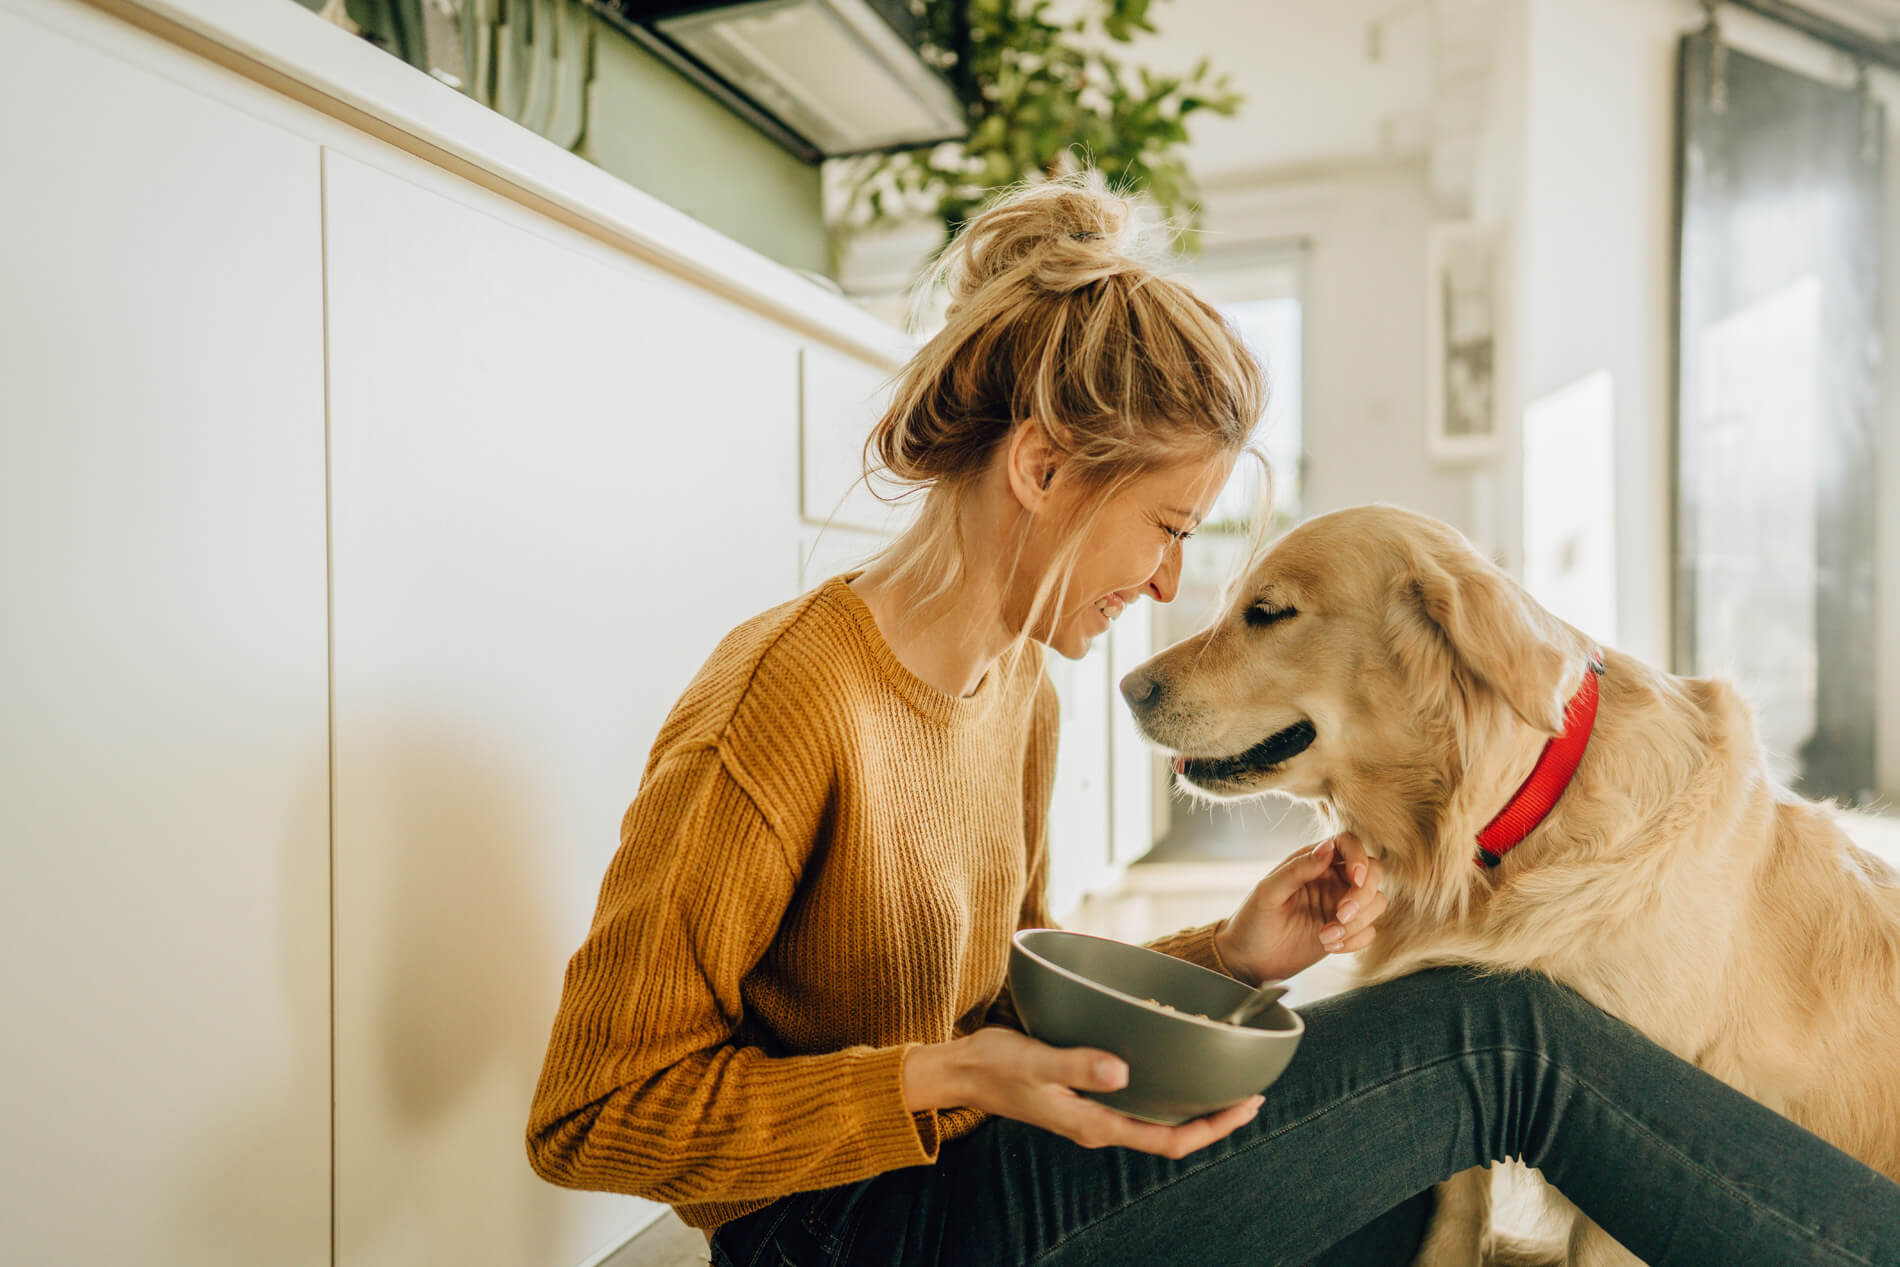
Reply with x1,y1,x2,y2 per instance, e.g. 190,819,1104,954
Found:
1119,667,1163,714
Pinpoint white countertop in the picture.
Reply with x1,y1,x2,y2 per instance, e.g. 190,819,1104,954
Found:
114,0,916,368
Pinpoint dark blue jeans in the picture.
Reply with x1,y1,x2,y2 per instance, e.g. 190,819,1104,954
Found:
708,968,1900,1266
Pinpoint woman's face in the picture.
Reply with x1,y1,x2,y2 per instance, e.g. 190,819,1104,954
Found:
1027,450,1237,659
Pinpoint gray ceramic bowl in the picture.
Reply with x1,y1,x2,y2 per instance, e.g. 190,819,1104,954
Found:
1007,928,1304,1124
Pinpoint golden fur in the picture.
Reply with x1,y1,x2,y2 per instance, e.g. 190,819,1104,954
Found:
1126,504,1900,1267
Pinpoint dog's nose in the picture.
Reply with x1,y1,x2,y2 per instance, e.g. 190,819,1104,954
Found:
1119,667,1162,714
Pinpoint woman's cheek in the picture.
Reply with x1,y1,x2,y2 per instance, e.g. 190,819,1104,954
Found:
1138,544,1168,586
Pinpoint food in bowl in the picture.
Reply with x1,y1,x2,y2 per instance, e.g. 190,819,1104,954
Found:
1008,927,1304,1124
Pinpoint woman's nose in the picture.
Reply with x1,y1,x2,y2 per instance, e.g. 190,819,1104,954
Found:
1146,543,1183,604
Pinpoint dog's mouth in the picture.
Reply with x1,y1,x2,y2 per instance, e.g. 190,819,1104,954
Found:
1170,719,1318,787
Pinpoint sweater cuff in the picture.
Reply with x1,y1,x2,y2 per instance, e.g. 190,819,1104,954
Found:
866,1043,941,1166
1141,918,1235,978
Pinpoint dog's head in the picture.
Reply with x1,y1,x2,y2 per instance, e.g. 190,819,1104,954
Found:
1122,504,1596,899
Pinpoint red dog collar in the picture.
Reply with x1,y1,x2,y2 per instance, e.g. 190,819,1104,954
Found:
1474,646,1606,869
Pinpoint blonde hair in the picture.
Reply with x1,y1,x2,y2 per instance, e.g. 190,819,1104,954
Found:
861,167,1272,671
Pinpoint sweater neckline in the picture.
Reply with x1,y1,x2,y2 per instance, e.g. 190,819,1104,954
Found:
826,573,1014,726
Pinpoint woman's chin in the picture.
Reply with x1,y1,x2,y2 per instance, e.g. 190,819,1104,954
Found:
1046,624,1095,660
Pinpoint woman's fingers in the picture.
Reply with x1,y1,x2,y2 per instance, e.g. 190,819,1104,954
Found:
1061,1094,1264,1157
1329,831,1373,889
981,1031,1264,1158
1319,841,1386,952
1320,903,1385,951
1331,877,1386,929
1335,925,1380,952
1048,1045,1128,1093
1261,836,1337,904
1326,886,1387,944
1034,1045,1262,1155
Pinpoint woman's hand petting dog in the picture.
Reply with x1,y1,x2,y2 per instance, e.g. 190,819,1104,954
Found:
1215,834,1387,985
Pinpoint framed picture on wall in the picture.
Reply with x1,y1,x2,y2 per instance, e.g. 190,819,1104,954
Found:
1425,221,1502,461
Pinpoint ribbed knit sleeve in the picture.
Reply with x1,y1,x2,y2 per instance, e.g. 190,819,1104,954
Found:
524,744,938,1207
1141,919,1232,976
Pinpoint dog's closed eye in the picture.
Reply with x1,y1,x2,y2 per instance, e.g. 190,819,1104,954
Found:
1245,603,1298,629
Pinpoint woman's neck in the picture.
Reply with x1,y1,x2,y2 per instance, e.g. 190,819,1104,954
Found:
847,560,1013,699
847,458,1041,699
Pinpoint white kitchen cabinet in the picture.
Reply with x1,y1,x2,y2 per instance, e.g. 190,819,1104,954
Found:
799,342,915,537
1106,608,1161,867
0,6,331,1263
794,342,915,585
0,2,1141,1265
1044,641,1116,919
320,143,810,1267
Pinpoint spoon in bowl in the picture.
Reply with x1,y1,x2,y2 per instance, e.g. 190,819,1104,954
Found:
1217,979,1290,1027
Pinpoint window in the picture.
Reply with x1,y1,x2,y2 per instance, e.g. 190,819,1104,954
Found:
1177,244,1308,535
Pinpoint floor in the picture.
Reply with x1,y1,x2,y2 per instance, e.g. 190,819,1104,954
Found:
605,800,1900,1266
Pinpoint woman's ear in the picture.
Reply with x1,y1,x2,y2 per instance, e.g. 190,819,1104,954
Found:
1004,419,1063,513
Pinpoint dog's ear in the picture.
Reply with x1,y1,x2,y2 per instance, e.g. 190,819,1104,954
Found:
1402,540,1583,735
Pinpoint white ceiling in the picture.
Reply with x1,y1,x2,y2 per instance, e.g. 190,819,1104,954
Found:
1107,0,1900,188
1090,0,1437,182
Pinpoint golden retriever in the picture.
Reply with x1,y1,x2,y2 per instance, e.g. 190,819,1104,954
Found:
1119,503,1900,1267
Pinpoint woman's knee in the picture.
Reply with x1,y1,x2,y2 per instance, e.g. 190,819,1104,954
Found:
1338,967,1609,1136
1352,964,1606,1052
1406,968,1627,1163
1455,967,1613,1055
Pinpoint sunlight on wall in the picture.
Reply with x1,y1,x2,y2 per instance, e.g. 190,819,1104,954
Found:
1522,370,1618,647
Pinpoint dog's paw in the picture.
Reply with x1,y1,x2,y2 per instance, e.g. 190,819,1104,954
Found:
1410,1170,1493,1267
1568,1217,1645,1267
1411,1226,1485,1267
1483,1240,1567,1267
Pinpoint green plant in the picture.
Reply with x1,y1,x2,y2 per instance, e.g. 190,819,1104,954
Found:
828,0,1244,266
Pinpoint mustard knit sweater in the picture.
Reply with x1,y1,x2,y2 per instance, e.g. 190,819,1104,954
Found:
524,574,1230,1230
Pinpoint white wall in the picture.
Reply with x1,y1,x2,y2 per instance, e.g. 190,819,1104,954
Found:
1116,0,1434,175
1,5,333,1261
1196,163,1484,547
1509,0,1685,664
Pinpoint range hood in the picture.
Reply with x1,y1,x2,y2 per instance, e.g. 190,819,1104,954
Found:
600,0,971,162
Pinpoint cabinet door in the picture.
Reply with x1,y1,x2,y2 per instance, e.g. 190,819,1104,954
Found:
0,7,331,1264
322,146,804,1266
795,342,911,585
1044,641,1115,920
1106,608,1159,866
800,342,913,536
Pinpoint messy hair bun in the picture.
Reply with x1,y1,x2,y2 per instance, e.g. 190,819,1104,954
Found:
857,165,1272,661
928,174,1172,322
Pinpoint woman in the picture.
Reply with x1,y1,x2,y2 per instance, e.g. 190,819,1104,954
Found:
526,171,1900,1265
